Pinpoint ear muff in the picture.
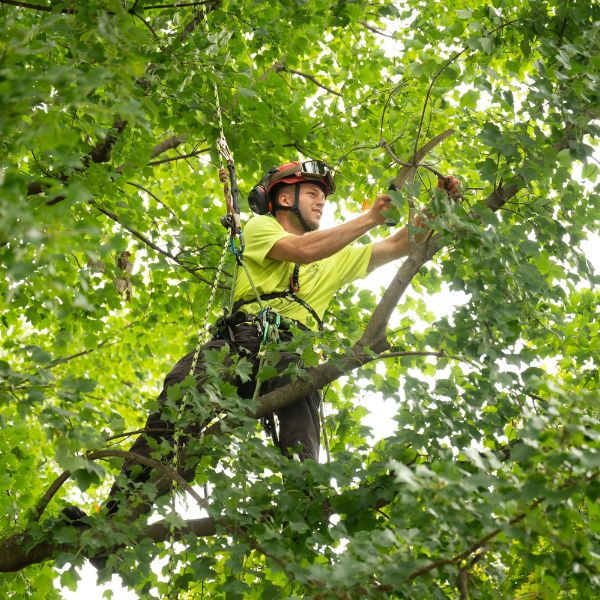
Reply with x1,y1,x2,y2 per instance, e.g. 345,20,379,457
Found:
248,184,271,215
248,166,278,215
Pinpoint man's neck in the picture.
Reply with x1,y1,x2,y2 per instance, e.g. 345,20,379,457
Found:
276,212,306,236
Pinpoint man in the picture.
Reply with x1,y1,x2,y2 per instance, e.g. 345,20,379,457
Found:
66,160,458,528
227,159,458,462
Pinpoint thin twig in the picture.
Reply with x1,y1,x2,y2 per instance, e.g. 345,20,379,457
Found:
406,495,551,581
413,18,519,158
104,427,175,443
276,63,342,97
147,147,210,166
359,19,396,38
413,48,468,159
380,82,408,142
47,319,141,369
90,200,213,286
132,11,162,41
142,2,213,9
125,181,183,224
377,350,473,365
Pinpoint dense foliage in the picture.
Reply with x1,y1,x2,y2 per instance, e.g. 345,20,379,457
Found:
1,0,599,598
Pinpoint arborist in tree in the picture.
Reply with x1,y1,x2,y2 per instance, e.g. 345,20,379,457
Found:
64,160,459,555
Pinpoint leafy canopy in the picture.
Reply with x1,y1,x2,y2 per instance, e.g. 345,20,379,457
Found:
0,0,599,598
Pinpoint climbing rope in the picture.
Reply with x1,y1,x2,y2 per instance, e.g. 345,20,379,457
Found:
166,80,245,599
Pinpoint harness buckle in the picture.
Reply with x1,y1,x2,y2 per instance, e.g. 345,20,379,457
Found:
259,307,281,344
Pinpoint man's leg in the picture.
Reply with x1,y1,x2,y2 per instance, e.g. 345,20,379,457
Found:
275,390,321,461
105,339,229,518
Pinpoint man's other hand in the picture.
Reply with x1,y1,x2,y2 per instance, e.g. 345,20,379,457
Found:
437,175,461,200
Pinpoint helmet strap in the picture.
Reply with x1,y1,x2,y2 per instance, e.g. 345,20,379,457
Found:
292,183,312,232
273,184,313,232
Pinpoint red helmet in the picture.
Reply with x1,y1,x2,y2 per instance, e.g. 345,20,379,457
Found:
266,160,335,197
248,160,336,215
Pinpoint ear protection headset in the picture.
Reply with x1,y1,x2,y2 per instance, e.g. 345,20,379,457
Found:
248,167,279,215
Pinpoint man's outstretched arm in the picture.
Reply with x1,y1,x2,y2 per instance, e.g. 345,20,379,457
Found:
267,194,393,264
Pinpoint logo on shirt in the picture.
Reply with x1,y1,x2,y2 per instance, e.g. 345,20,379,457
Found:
303,262,324,277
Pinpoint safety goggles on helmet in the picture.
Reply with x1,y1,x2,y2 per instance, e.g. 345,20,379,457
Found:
248,160,336,215
266,160,336,197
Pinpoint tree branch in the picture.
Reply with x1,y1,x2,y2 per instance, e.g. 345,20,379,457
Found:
0,0,75,12
380,139,446,180
90,200,214,286
87,120,128,164
132,11,161,41
150,134,189,158
47,319,141,369
413,51,468,159
273,62,342,97
413,19,519,158
33,449,206,521
141,2,214,9
358,20,396,38
226,131,455,421
405,496,546,581
27,120,128,199
147,147,210,166
1,473,396,572
115,134,194,174
125,181,183,224
485,180,522,211
378,350,469,364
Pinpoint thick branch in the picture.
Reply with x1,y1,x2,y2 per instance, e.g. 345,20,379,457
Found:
27,121,128,198
380,139,447,180
359,255,427,349
244,132,456,418
150,135,188,157
485,180,522,211
0,473,394,572
88,120,128,164
88,450,206,509
34,449,206,521
0,516,217,573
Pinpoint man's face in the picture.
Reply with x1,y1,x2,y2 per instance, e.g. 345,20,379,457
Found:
297,182,326,231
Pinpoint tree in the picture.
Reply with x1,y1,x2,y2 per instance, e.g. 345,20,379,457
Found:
1,0,598,597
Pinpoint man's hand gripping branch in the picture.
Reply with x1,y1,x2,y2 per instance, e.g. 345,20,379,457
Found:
367,175,461,272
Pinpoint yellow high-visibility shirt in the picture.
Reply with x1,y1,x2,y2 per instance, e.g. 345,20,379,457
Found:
233,215,373,330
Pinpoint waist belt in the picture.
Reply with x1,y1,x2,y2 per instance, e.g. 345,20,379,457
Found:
231,292,323,331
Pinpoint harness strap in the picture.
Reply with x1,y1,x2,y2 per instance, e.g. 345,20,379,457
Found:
232,291,323,331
